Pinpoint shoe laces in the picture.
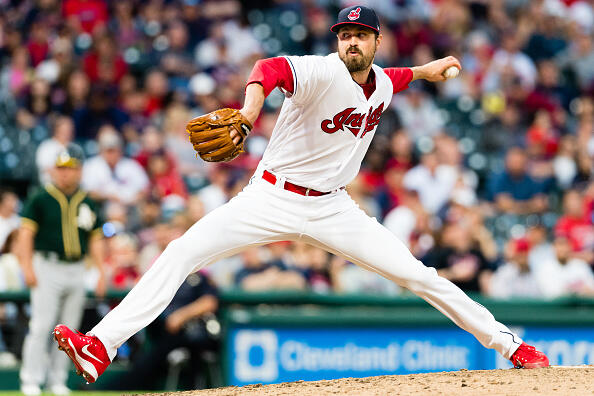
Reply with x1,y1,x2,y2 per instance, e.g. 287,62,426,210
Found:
512,344,540,365
519,344,535,353
75,331,96,346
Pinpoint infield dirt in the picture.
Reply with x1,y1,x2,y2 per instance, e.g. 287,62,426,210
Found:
134,365,594,396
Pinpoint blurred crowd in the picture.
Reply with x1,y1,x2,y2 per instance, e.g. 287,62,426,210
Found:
1,0,594,315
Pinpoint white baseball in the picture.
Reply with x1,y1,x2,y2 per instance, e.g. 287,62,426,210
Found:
443,66,460,79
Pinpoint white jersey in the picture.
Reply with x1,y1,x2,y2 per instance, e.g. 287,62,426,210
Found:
258,52,394,192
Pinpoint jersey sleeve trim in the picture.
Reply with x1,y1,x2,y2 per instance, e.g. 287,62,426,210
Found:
284,57,297,98
21,217,38,233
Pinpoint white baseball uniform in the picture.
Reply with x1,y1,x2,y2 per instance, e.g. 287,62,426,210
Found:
90,53,522,363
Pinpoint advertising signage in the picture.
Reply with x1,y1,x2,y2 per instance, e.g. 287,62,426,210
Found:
228,326,594,386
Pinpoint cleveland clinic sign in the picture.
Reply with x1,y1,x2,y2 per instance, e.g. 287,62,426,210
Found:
228,327,594,385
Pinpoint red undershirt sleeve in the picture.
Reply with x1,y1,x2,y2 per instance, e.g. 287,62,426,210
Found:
384,67,414,94
246,57,295,97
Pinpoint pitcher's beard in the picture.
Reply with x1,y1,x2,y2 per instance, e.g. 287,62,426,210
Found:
339,49,375,73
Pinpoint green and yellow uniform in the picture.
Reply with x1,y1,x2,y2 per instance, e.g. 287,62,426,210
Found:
20,142,105,391
21,184,103,261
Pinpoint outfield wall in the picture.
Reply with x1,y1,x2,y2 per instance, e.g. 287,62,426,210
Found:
0,291,593,389
220,292,594,386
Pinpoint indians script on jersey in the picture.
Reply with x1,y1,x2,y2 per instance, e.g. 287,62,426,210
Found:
321,103,384,137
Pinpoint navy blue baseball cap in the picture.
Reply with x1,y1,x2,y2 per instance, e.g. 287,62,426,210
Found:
330,5,380,34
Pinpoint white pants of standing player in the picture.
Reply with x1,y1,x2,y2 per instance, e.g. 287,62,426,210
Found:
20,255,86,388
91,177,522,362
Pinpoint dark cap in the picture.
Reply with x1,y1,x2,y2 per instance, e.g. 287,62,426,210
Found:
330,5,380,34
55,143,85,168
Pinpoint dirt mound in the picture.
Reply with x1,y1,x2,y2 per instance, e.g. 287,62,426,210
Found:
137,366,594,396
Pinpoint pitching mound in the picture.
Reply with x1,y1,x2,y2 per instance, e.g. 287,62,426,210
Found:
139,366,594,396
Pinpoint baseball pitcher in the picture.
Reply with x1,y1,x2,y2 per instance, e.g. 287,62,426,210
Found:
54,6,548,384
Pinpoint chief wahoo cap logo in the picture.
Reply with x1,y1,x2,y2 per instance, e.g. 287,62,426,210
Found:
347,7,361,21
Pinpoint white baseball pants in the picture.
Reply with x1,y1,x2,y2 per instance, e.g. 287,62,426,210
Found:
91,177,522,362
21,255,86,387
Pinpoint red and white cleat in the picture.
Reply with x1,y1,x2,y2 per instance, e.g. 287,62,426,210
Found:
510,342,549,369
53,324,110,383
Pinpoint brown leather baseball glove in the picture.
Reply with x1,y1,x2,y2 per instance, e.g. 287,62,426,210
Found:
186,108,253,162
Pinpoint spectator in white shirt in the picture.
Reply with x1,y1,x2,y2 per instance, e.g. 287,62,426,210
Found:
194,20,262,69
483,30,537,92
35,116,74,185
383,188,432,258
196,164,233,213
485,239,542,299
391,87,445,142
81,126,149,206
403,150,457,214
534,235,594,299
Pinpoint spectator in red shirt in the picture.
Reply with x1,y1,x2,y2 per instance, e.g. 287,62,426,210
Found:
394,18,432,61
146,149,188,201
526,110,559,159
555,189,594,261
385,129,414,171
143,70,169,116
358,146,387,195
524,60,571,126
106,233,140,290
26,21,49,67
83,34,128,85
63,0,108,34
135,126,177,171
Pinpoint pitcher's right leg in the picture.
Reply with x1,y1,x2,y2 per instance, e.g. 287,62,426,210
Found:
304,195,547,367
